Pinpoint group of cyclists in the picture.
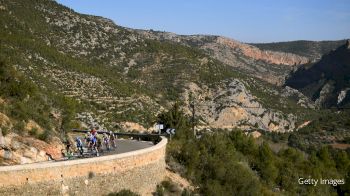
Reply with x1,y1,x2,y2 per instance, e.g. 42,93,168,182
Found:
63,128,117,159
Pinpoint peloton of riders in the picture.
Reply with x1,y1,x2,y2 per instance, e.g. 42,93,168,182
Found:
72,127,117,157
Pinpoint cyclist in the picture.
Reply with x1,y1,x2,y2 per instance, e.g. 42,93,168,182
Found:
90,127,97,136
109,131,117,149
91,134,99,156
75,137,84,156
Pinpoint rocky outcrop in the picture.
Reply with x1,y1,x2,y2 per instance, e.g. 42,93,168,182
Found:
200,36,308,85
0,112,12,130
0,132,64,165
136,30,310,85
315,82,335,106
136,30,309,66
252,40,346,60
24,120,44,135
0,110,64,165
281,86,315,108
248,131,262,138
338,88,350,105
183,80,296,132
117,122,148,132
285,40,350,107
214,37,309,66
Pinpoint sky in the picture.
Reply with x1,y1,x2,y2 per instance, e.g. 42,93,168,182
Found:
56,0,350,43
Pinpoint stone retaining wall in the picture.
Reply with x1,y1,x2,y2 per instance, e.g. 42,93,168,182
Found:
0,137,167,195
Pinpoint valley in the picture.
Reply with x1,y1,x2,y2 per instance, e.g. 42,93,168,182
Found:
0,0,349,195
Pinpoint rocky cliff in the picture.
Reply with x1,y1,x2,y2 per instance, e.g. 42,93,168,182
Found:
252,39,346,60
285,40,350,107
136,30,310,85
182,80,296,132
0,112,63,165
214,36,309,66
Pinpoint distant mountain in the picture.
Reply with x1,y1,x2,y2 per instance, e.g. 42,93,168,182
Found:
285,40,350,107
135,30,310,85
252,40,346,61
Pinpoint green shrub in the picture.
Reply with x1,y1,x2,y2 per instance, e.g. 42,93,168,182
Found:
0,61,37,99
38,129,51,142
29,128,38,137
13,121,25,134
1,127,9,136
160,102,350,195
107,189,139,196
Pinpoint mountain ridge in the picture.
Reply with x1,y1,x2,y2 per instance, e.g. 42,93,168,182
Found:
135,29,311,85
2,0,346,136
0,0,310,134
252,39,347,61
285,40,350,107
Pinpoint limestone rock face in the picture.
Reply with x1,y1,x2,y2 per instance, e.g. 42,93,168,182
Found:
0,112,12,129
118,122,148,132
0,108,63,165
281,86,315,108
338,89,350,104
315,82,335,106
214,37,309,66
285,41,350,107
183,79,296,132
0,131,64,165
24,120,44,135
249,131,262,138
136,30,310,85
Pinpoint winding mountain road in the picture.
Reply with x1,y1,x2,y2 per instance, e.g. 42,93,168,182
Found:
66,131,156,160
62,139,155,160
103,139,154,154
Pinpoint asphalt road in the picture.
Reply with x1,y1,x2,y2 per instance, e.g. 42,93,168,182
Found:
105,139,154,154
64,138,155,159
0,139,155,169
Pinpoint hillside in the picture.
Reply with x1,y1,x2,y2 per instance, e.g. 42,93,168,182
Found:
252,40,346,61
0,0,312,139
0,1,349,195
285,40,350,107
0,60,66,165
135,30,310,85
